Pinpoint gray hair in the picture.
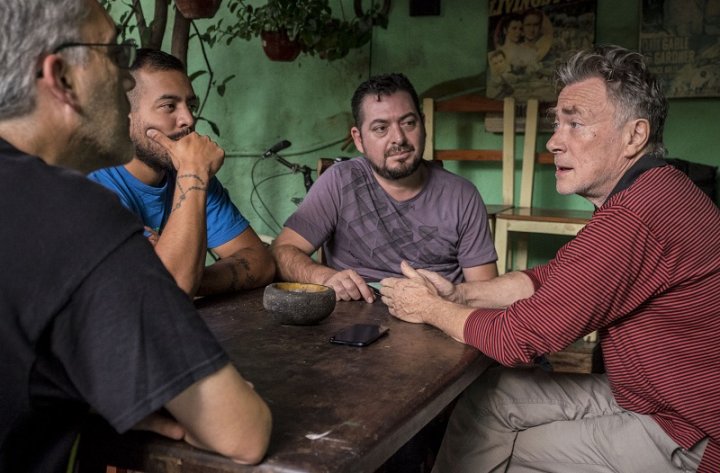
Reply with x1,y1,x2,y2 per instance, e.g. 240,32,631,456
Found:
555,44,668,157
0,0,90,119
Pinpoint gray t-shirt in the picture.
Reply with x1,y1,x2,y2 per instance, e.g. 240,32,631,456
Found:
285,157,497,283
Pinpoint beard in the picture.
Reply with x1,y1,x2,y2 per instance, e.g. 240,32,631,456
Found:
67,82,134,174
131,125,192,173
68,130,133,174
369,144,423,180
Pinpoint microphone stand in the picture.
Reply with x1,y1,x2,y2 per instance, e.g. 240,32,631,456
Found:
270,153,314,193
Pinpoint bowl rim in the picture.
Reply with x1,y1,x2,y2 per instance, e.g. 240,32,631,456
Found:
266,282,334,294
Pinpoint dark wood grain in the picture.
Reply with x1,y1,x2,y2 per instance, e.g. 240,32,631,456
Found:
80,288,492,473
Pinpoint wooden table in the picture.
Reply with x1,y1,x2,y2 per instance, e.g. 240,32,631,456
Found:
79,288,493,473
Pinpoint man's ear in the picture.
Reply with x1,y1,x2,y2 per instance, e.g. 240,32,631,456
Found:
351,126,365,154
624,118,650,158
37,55,81,110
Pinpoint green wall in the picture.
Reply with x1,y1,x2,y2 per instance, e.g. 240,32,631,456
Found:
116,0,720,266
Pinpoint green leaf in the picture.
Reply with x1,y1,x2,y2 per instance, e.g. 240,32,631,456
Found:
222,74,237,85
188,70,208,81
207,119,220,136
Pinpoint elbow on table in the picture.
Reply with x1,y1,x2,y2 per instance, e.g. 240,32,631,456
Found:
174,273,201,299
229,441,269,466
226,404,273,465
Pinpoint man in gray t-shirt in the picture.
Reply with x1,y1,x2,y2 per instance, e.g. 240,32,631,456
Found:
271,73,498,303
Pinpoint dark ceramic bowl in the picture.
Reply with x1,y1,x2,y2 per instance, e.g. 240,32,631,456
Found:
263,282,336,325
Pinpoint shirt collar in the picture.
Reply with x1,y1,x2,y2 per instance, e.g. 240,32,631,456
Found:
604,153,668,204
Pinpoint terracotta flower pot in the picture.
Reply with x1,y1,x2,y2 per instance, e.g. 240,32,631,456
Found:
175,0,221,19
261,30,302,62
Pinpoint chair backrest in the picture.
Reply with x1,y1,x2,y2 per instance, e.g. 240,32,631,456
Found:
317,157,350,177
520,98,539,208
423,94,516,206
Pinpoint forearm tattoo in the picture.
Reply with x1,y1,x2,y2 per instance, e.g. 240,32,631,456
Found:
172,174,207,213
227,257,257,292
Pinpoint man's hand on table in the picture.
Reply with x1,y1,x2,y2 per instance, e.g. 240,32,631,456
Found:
380,261,444,323
380,261,472,344
323,268,376,303
412,264,464,303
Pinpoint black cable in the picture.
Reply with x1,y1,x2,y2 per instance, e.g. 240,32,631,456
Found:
250,173,290,233
250,158,282,233
250,157,289,235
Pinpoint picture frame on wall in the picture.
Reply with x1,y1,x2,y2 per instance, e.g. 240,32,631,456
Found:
486,0,597,102
640,0,720,98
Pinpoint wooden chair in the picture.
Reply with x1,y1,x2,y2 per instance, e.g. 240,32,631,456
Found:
316,156,349,177
422,94,517,236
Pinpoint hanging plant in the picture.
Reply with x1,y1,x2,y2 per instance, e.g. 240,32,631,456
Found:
175,0,221,19
260,30,302,61
213,0,391,61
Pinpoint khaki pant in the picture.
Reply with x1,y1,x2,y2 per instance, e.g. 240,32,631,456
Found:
432,367,707,473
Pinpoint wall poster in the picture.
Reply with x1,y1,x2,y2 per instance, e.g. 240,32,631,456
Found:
486,0,597,102
640,0,720,98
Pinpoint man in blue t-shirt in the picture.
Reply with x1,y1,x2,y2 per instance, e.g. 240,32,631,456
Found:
90,49,274,297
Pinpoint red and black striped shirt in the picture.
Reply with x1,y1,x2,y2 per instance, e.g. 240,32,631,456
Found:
465,162,720,472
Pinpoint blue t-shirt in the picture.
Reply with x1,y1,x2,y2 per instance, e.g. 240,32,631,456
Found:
88,166,249,249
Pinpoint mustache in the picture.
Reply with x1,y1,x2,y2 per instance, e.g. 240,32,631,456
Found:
385,144,414,158
167,128,193,141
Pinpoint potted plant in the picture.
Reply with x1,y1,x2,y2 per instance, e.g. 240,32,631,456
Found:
219,0,390,61
221,0,330,61
255,0,334,61
175,0,221,19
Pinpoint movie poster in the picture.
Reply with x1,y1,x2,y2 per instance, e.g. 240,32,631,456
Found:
486,0,597,101
640,0,720,98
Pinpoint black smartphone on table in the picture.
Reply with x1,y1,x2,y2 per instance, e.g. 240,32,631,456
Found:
329,323,389,347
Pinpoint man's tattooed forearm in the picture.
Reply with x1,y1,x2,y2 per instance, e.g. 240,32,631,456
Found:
227,264,240,292
226,257,257,292
171,174,207,212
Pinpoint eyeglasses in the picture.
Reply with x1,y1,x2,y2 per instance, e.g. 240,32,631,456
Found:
51,39,137,69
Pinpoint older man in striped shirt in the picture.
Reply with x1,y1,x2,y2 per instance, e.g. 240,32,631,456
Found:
381,45,719,473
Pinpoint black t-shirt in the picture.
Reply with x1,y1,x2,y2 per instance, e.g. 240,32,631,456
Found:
0,140,229,472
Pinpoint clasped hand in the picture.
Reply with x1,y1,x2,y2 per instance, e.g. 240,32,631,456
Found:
379,261,455,323
147,128,225,178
